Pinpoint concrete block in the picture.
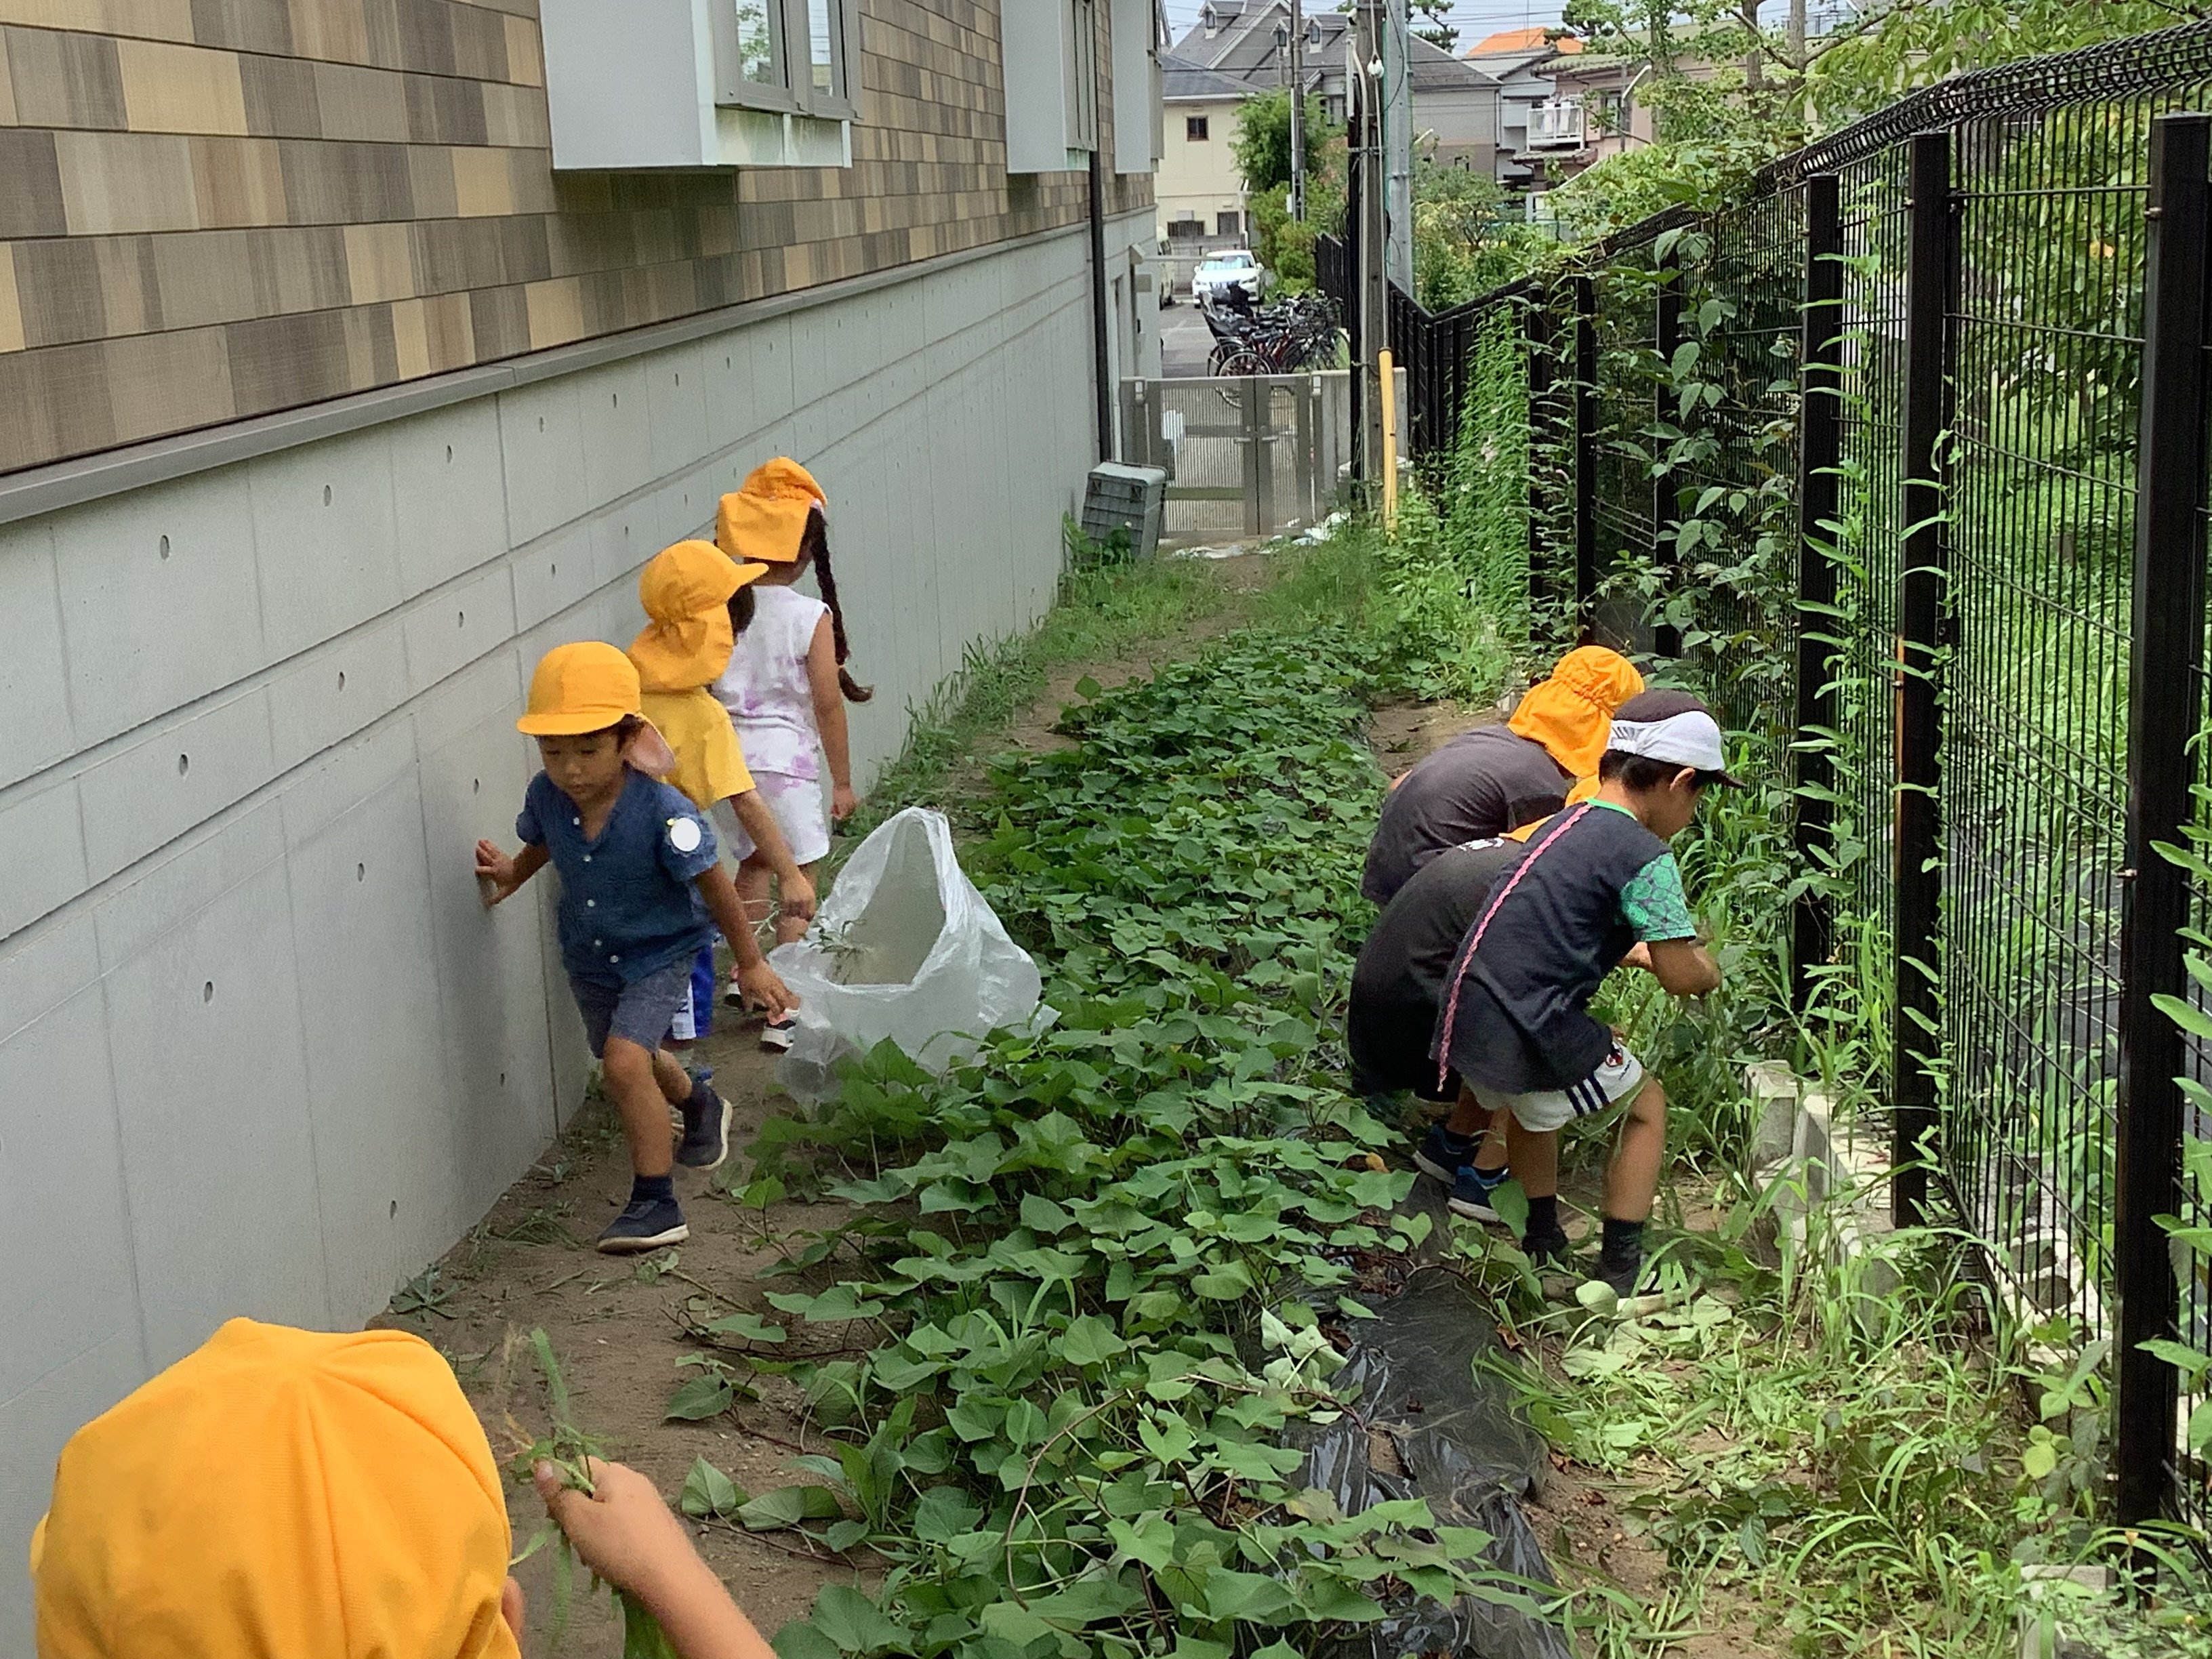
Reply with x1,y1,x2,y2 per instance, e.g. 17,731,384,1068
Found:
0,520,77,792
249,428,403,659
265,613,411,775
48,466,266,754
77,689,276,884
0,974,146,1410
499,374,592,545
0,777,88,942
646,339,712,475
277,718,417,850
702,315,794,449
1746,1059,1799,1173
104,857,330,1366
389,398,511,598
285,769,459,1323
510,523,596,632
409,644,524,752
415,708,562,1225
0,899,100,1036
578,359,655,508
0,1330,148,1657
403,562,518,695
91,793,287,972
590,506,649,593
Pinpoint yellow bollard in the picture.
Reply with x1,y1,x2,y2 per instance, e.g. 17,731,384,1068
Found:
1378,348,1399,530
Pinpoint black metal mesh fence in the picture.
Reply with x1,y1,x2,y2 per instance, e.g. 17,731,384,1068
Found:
1372,20,2212,1524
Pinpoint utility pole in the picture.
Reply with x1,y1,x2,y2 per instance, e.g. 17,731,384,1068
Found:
1382,0,1413,294
1353,0,1387,479
1289,0,1305,221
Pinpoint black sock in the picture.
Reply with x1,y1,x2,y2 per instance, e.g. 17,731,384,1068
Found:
632,1174,676,1206
1601,1216,1644,1267
1525,1194,1559,1241
1437,1125,1479,1160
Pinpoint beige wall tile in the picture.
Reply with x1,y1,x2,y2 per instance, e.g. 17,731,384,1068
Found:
104,320,234,444
117,37,249,135
312,59,408,142
284,0,369,66
390,287,472,377
92,235,159,334
450,145,513,218
0,0,192,43
7,25,127,129
55,130,199,234
522,274,581,349
188,136,287,227
343,219,412,303
0,29,15,125
0,249,22,352
502,14,540,86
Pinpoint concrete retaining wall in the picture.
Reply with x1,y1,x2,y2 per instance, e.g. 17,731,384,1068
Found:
0,211,1148,1644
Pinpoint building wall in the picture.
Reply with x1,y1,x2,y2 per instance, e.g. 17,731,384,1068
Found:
0,0,1153,475
1155,96,1246,239
0,204,1152,1649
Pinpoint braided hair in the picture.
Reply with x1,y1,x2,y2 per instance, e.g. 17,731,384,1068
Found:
798,510,873,703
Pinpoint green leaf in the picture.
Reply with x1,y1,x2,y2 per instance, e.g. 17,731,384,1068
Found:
1059,1313,1129,1367
679,1456,744,1518
772,1621,842,1659
705,1311,787,1344
1191,1261,1256,1300
913,1485,984,1542
2021,1439,2058,1480
737,1484,844,1532
664,1373,734,1421
809,1584,903,1654
1073,675,1103,700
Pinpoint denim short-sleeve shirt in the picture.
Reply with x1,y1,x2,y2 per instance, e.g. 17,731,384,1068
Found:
517,768,718,985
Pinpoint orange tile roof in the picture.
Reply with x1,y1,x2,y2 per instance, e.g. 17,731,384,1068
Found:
1467,26,1580,54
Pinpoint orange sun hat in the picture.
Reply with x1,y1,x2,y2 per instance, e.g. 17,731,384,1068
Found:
630,538,768,693
31,1319,518,1659
1507,644,1645,779
517,640,644,736
716,457,825,566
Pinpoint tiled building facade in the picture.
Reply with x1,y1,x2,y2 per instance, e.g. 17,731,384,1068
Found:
0,0,1151,472
0,3,1158,1635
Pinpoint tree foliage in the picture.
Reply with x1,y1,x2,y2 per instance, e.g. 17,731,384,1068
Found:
1410,0,1458,51
1230,87,1341,193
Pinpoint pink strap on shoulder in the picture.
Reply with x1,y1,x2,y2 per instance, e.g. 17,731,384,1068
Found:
1433,803,1594,1094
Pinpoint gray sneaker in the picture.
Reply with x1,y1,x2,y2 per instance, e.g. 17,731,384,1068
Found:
676,1082,729,1172
596,1195,689,1254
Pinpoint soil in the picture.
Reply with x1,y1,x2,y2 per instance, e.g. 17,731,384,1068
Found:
1365,696,1499,781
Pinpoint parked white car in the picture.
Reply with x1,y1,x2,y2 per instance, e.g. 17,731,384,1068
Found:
1192,250,1266,304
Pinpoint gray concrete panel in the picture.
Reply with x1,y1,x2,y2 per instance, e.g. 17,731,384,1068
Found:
247,428,404,661
0,518,71,792
497,374,592,546
390,399,511,601
0,779,87,942
77,689,276,886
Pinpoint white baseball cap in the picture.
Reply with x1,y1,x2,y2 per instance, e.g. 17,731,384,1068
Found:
1605,689,1745,786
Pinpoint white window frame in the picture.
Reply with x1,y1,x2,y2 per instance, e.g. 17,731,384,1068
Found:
1064,0,1099,151
707,0,861,120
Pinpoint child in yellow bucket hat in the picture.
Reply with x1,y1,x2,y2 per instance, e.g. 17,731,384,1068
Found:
473,641,796,1253
629,539,821,1054
30,1317,776,1659
712,459,873,1051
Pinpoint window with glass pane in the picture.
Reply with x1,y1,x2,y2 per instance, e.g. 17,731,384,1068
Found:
807,0,835,92
734,0,777,83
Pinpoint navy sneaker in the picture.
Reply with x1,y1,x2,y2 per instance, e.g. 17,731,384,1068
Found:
1448,1163,1511,1223
596,1195,689,1254
1522,1227,1574,1270
1413,1124,1480,1183
1596,1252,1647,1298
676,1080,729,1172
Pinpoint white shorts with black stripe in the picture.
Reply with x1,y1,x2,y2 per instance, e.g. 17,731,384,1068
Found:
1469,1043,1646,1133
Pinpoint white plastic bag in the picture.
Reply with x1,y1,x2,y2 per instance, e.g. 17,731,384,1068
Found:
771,806,1043,1100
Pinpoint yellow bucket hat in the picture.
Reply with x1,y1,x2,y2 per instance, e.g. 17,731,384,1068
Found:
716,457,825,566
1507,645,1645,779
630,539,767,693
518,640,644,736
30,1319,518,1659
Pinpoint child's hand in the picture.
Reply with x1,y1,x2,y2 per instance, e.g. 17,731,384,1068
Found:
1620,941,1654,972
781,871,818,922
735,962,798,1022
533,1458,695,1606
474,840,516,907
832,783,859,822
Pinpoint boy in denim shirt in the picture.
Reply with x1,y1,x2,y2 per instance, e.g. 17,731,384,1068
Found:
476,642,796,1252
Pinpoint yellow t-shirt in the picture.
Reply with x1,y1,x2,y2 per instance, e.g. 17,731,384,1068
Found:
640,687,755,811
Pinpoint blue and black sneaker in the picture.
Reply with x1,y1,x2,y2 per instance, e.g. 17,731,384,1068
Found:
1449,1163,1511,1223
1413,1124,1480,1183
676,1076,729,1172
596,1194,689,1254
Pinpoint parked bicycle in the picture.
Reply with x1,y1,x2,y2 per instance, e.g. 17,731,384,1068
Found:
1201,291,1341,377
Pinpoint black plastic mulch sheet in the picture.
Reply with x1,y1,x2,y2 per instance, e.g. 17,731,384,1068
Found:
1289,1250,1572,1659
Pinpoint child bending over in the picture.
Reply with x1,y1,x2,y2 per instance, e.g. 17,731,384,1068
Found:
1431,689,1734,1294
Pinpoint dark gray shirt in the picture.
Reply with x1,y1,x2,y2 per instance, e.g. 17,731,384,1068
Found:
1361,725,1570,905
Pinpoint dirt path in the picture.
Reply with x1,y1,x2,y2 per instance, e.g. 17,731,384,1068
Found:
373,547,1287,1654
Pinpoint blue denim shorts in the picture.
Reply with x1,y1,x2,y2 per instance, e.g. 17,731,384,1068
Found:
569,958,693,1057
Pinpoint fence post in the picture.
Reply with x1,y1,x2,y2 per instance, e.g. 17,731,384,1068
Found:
2115,111,2212,1529
1653,252,1683,657
1893,129,1952,1229
1574,274,1599,638
1793,173,1844,1016
1526,293,1554,616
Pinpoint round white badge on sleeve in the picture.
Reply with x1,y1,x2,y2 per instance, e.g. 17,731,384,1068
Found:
667,816,703,854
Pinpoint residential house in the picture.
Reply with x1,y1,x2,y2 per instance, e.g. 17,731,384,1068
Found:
1462,26,1582,190
1159,50,1253,243
0,1,1157,1641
